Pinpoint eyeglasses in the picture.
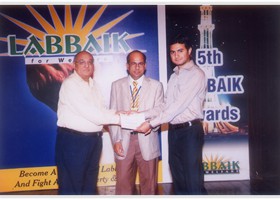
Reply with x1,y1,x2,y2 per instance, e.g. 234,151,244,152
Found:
128,62,145,67
75,60,94,66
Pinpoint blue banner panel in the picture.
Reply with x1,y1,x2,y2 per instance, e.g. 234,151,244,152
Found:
0,5,159,170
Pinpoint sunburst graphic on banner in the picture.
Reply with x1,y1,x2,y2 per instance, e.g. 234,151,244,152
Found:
0,5,143,56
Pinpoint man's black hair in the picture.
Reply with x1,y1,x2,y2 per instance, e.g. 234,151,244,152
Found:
169,34,193,50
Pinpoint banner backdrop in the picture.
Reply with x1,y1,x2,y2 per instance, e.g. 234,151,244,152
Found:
0,5,160,192
0,5,249,193
165,5,250,181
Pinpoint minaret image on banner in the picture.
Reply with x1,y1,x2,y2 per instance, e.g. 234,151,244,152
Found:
198,5,239,134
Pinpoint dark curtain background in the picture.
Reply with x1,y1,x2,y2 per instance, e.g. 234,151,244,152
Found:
247,6,280,194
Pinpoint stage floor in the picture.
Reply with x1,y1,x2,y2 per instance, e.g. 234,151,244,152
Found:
1,180,254,195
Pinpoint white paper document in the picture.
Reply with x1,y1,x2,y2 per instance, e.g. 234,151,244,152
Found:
120,113,145,130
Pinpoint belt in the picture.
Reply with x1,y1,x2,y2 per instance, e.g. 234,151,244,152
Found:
169,119,202,130
58,127,103,137
130,131,139,135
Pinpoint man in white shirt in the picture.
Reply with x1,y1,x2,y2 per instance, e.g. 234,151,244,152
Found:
136,34,207,195
56,51,120,195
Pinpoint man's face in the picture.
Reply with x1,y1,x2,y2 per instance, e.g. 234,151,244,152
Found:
127,52,146,80
74,52,94,81
170,43,192,67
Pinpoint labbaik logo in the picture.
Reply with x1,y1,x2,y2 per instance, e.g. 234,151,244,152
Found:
203,154,240,175
0,5,143,56
0,5,144,112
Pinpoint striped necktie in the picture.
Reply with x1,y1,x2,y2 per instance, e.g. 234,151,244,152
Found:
131,81,139,111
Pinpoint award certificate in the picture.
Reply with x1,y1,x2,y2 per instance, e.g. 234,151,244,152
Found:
120,113,145,130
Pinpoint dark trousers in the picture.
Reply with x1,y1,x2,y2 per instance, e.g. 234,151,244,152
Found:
55,127,102,195
168,123,206,195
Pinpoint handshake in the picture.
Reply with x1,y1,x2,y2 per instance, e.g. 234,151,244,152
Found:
117,111,152,135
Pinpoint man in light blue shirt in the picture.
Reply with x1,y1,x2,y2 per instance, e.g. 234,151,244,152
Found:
136,34,207,195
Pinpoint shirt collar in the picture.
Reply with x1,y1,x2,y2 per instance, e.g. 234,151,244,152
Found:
173,60,195,75
128,75,144,87
73,71,94,86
